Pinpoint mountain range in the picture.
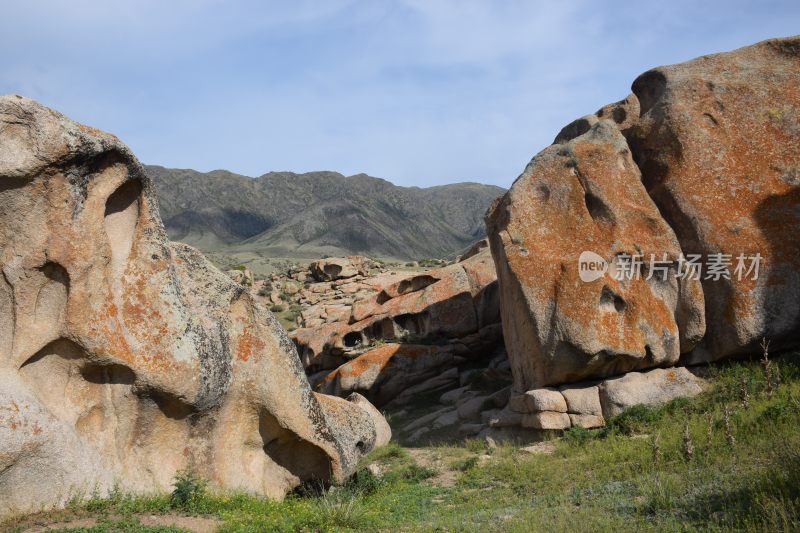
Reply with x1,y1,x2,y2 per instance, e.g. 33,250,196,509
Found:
146,166,505,260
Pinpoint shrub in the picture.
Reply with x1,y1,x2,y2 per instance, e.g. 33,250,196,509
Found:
400,464,437,483
343,468,384,495
562,425,593,446
270,304,285,313
607,404,664,435
170,466,206,509
455,457,479,472
316,490,370,530
761,399,794,422
381,463,437,485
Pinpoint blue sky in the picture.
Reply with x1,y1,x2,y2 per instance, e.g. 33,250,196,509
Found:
1,1,798,188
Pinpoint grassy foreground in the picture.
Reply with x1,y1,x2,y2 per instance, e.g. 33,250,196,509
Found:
5,352,800,532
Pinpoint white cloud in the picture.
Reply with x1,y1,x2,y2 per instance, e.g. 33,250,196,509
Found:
1,1,798,187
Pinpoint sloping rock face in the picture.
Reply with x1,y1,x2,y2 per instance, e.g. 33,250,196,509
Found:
487,36,800,391
317,343,457,407
287,245,508,414
0,96,385,517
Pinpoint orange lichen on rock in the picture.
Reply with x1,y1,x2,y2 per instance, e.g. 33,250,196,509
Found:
292,247,500,377
235,323,265,363
628,36,800,362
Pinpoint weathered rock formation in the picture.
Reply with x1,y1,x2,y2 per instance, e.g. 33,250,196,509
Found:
628,37,800,363
487,36,800,394
486,120,705,390
293,249,499,367
0,95,387,518
290,246,505,407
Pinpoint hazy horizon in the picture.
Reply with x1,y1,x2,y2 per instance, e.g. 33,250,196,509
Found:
2,1,798,188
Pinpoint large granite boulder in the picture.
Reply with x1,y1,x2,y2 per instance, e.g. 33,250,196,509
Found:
486,120,704,389
627,36,800,363
486,36,800,391
0,95,385,517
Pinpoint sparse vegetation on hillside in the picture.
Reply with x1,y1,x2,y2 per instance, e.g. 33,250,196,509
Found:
7,351,799,532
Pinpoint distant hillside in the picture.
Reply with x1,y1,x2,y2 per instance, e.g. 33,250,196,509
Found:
146,166,505,260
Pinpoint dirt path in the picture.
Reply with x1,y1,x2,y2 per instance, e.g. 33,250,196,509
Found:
407,448,459,488
20,513,221,533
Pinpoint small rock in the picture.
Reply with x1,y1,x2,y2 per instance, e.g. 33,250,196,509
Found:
407,427,430,443
599,367,706,418
459,369,481,387
402,406,455,433
488,386,511,408
521,411,571,430
521,442,556,455
488,407,523,428
432,409,460,429
559,384,602,416
509,388,567,413
480,408,501,424
568,413,605,429
457,395,488,420
439,385,473,405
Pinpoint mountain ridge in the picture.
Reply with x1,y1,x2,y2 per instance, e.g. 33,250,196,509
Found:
147,165,505,260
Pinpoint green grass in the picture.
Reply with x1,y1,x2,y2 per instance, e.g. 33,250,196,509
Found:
6,353,800,532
